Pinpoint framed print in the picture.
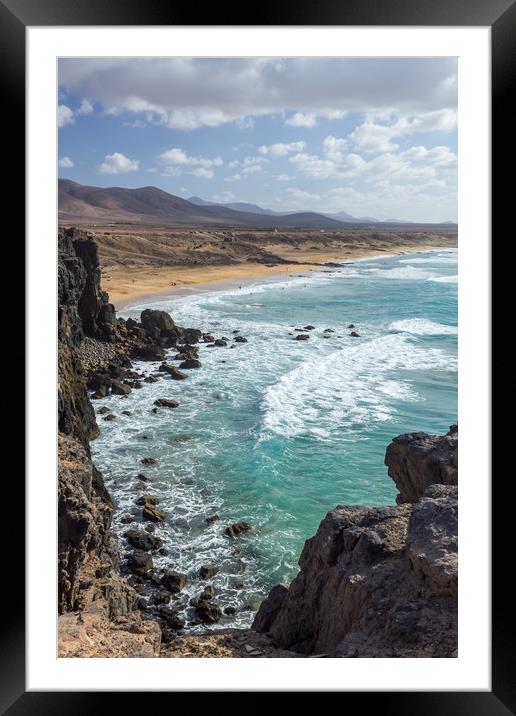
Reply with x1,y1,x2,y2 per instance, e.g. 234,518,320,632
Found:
2,0,511,708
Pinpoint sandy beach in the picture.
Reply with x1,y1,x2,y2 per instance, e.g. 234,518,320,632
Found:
104,243,451,309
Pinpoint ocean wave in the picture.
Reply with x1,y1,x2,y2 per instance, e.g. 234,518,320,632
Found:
362,265,437,280
388,318,458,336
399,257,457,265
428,274,458,284
261,333,455,440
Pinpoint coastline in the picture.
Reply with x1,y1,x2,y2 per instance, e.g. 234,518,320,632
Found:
108,242,455,310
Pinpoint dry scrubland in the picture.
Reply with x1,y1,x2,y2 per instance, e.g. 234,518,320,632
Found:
59,224,458,305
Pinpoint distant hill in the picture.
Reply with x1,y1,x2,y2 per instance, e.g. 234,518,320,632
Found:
188,196,273,215
58,180,349,229
189,196,381,224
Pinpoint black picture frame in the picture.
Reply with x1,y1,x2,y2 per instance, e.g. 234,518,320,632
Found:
3,0,509,709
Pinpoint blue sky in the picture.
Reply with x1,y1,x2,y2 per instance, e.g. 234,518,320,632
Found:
58,58,457,222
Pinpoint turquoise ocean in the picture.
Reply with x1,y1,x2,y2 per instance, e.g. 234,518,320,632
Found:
91,247,458,628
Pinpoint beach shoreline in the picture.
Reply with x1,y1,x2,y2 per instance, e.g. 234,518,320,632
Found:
108,242,455,310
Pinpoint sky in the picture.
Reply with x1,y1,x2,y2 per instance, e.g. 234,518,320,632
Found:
58,58,458,222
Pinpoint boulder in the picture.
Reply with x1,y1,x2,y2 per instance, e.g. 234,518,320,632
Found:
199,565,219,580
124,529,163,552
196,600,222,624
140,309,176,336
153,590,172,605
161,571,187,594
111,380,131,395
136,494,158,506
183,328,203,345
179,359,202,369
126,550,153,576
142,504,165,522
154,398,180,409
225,521,251,538
199,586,216,601
158,606,185,630
295,334,310,341
160,363,188,380
384,427,458,504
92,385,110,399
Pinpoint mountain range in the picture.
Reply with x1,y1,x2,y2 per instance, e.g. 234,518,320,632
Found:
188,196,379,223
58,180,456,229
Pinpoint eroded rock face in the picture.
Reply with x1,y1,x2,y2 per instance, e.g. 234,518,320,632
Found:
58,434,138,616
384,425,458,504
253,428,458,658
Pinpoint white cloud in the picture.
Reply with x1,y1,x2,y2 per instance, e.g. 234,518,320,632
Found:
97,152,140,174
290,149,366,180
58,57,457,130
191,167,214,179
238,155,268,175
77,98,93,115
157,147,223,178
275,174,293,181
158,148,223,169
285,112,317,128
350,109,458,154
58,156,74,168
224,173,242,182
350,121,400,153
400,145,457,168
242,165,263,175
285,110,347,128
258,141,306,156
57,104,74,128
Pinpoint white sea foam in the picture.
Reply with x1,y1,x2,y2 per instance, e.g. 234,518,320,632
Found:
261,333,455,440
389,318,458,336
428,274,458,284
362,265,437,280
399,257,457,265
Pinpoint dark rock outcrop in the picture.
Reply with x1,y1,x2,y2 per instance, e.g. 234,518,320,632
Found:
253,428,458,658
58,434,137,617
57,229,165,655
385,425,458,503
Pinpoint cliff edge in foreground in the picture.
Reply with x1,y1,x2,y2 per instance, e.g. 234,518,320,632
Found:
253,426,458,657
58,228,162,656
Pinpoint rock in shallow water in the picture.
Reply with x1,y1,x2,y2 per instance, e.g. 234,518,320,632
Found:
225,521,251,538
154,398,180,408
196,600,222,624
161,571,187,594
124,529,163,552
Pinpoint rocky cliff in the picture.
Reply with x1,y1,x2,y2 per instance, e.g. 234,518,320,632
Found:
253,426,458,657
57,228,161,655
